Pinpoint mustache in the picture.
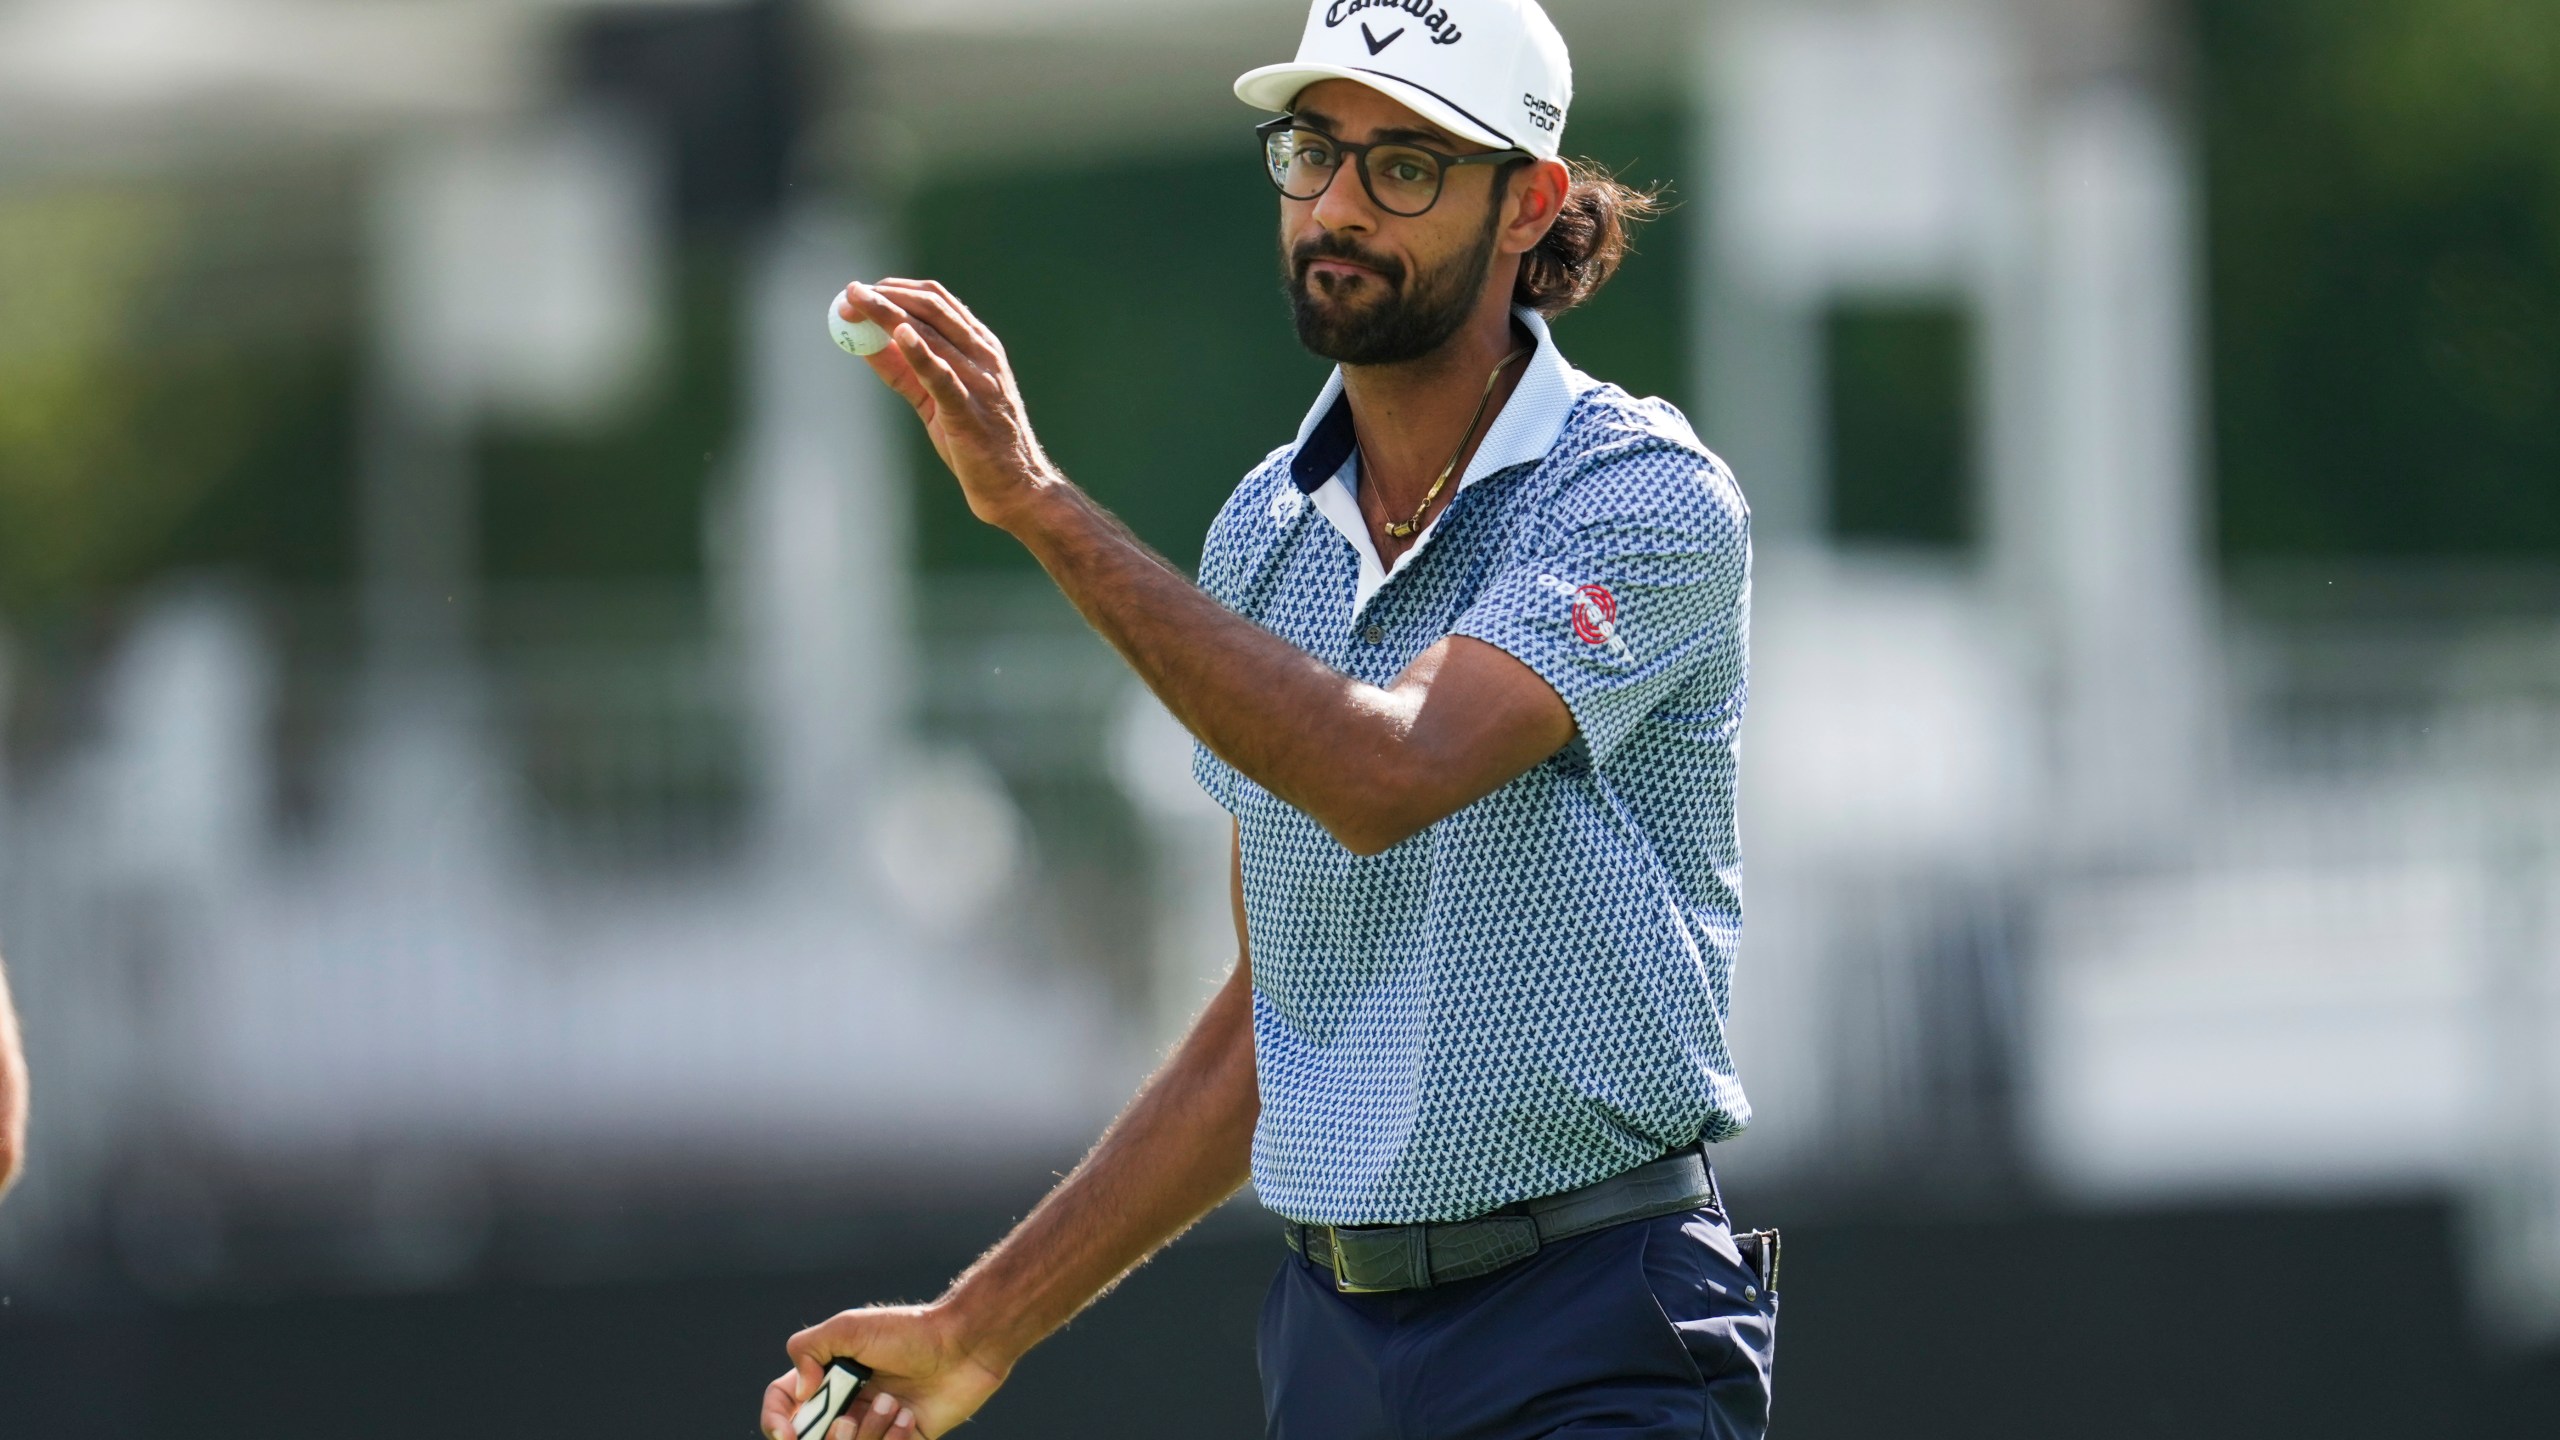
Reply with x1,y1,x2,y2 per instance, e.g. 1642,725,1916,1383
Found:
1291,232,1406,289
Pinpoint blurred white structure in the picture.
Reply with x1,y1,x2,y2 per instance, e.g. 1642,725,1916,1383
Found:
375,109,665,430
1111,684,1238,1047
0,0,1137,1296
1694,0,2560,1343
1698,0,2216,1184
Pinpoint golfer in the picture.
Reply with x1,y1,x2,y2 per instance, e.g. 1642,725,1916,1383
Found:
764,1,1770,1434
0,953,23,1205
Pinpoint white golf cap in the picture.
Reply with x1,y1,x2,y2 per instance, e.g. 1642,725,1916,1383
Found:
1235,0,1574,162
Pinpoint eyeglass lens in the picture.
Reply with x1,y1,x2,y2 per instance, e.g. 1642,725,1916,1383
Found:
1264,127,1445,216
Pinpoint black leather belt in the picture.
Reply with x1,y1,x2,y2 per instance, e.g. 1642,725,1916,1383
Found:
1282,1149,1720,1294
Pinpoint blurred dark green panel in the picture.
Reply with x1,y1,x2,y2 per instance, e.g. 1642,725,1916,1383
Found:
897,104,1691,575
0,176,365,616
2195,0,2560,561
898,152,1321,574
151,346,361,590
1824,302,1975,549
1544,106,1693,416
478,246,741,583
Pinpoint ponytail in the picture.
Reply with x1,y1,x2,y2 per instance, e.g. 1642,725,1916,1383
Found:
1512,159,1665,317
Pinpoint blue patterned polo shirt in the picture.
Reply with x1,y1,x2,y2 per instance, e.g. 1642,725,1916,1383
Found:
1192,306,1754,1226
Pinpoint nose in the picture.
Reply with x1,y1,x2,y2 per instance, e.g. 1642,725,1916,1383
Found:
1307,161,1380,238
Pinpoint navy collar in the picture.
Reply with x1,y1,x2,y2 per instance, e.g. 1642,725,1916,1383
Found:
1291,393,1359,494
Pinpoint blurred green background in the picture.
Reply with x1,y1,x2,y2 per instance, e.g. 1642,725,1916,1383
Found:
10,0,2560,620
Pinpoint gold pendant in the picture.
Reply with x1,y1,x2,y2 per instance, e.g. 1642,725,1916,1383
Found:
1362,343,1529,552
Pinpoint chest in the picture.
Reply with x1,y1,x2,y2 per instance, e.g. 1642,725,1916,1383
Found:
1242,480,1529,682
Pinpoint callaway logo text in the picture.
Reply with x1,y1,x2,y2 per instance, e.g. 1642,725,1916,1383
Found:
1326,0,1464,47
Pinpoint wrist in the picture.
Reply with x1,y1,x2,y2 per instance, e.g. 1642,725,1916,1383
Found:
985,465,1082,543
932,1277,1037,1377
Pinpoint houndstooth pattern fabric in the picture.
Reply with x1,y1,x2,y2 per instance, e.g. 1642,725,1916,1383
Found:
1192,309,1753,1227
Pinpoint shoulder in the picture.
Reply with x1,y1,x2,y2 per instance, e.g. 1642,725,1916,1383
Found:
1206,442,1298,537
1197,443,1304,595
1539,386,1748,541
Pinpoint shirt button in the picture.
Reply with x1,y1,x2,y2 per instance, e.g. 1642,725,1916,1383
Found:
1361,623,1386,645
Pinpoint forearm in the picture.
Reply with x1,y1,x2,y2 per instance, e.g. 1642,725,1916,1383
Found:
1006,483,1426,846
938,956,1260,1369
828,278,1397,824
836,278,1563,852
0,958,25,1199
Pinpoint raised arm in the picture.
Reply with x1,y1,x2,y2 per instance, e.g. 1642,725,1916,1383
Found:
0,954,27,1203
761,826,1261,1440
836,281,1574,857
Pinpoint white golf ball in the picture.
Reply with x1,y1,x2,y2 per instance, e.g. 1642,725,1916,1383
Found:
828,298,891,357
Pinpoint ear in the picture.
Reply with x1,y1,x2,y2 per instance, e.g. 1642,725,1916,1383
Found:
1500,159,1573,258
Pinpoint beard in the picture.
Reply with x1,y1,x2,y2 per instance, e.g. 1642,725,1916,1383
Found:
1284,200,1504,366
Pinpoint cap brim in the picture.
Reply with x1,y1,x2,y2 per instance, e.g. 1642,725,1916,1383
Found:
1233,62,1519,154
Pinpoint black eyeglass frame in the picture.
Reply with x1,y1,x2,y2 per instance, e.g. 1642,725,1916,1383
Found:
1256,115,1534,217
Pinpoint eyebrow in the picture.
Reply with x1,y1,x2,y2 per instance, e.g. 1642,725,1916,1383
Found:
1291,107,1466,152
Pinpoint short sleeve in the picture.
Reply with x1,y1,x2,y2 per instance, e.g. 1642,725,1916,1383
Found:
1189,459,1289,813
1192,738,1243,812
1452,440,1749,767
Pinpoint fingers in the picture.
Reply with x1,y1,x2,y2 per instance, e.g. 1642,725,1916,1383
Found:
795,1351,825,1404
762,1370,804,1440
764,1378,915,1440
839,282,922,349
874,278,1005,369
849,1387,914,1440
806,1387,916,1440
838,285,938,415
761,1338,828,1440
842,281,989,418
836,276,1047,514
893,323,975,416
844,281,1001,378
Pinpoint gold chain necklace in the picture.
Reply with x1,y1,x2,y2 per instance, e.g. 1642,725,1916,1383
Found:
1364,344,1534,540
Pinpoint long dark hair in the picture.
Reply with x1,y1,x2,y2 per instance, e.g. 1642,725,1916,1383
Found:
1512,158,1666,317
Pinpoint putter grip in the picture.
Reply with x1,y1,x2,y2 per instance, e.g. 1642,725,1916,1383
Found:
791,1358,876,1440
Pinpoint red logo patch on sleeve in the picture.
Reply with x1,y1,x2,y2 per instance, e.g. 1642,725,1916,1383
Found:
1571,584,1618,646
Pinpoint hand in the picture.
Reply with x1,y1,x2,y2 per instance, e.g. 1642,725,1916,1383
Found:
759,1303,1009,1440
836,280,1057,531
0,961,23,1205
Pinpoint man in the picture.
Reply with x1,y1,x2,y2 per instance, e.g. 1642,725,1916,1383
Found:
0,955,26,1205
763,1,1770,1435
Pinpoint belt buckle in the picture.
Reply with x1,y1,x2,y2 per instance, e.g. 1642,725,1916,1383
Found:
1327,1228,1397,1294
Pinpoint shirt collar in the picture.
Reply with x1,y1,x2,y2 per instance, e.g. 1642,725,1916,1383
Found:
1287,306,1584,496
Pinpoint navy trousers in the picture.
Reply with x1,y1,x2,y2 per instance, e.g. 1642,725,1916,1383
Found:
1258,1207,1778,1439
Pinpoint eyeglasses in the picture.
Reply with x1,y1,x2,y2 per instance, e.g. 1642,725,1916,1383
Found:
1256,116,1530,218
